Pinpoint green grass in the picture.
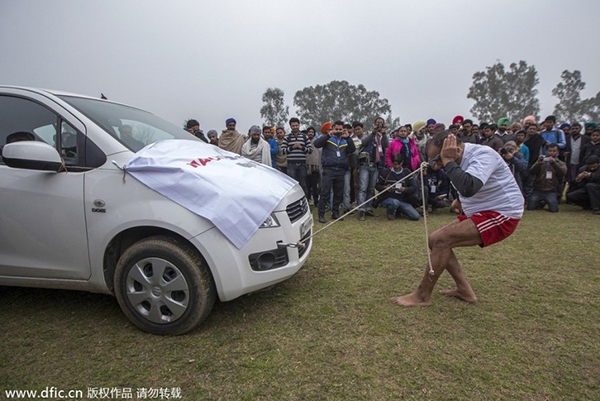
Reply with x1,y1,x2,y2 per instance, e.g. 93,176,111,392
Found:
1,205,599,400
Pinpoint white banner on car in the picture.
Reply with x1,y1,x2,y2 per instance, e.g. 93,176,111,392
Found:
124,140,296,249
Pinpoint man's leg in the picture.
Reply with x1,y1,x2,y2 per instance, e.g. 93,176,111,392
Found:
566,188,590,209
527,190,541,210
286,163,297,180
342,169,351,212
391,218,482,307
357,166,368,212
395,200,421,221
545,191,559,212
366,166,378,213
381,198,400,219
332,170,345,219
586,183,600,210
297,164,309,199
318,169,333,220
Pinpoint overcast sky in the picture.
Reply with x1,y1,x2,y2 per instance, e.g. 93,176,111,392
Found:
2,0,599,133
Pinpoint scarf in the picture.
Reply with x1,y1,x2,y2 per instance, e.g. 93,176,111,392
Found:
218,129,245,155
242,137,272,166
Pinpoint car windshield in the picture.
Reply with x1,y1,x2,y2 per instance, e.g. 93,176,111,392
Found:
58,95,196,152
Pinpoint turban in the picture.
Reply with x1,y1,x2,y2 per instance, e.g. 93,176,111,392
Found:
433,123,445,131
523,115,536,125
413,120,426,132
249,125,261,134
452,115,464,125
226,118,236,126
497,117,510,127
426,118,436,126
559,123,571,130
585,122,598,130
320,121,332,134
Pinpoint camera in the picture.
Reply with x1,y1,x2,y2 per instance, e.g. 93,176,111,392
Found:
543,157,550,162
500,148,508,155
376,123,383,129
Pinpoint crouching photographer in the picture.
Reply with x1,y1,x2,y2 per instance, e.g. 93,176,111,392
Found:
500,141,528,196
422,159,450,213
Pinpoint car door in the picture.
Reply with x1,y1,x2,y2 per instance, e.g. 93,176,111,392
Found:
0,95,91,280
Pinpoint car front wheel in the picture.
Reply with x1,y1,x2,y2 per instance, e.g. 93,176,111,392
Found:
114,236,216,335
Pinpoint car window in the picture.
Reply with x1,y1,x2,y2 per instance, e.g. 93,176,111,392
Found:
0,95,57,149
0,95,84,166
58,95,198,152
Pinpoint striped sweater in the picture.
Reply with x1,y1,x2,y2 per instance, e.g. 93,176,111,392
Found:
282,131,312,163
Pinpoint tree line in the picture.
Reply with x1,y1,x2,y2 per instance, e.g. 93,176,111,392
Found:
260,61,600,129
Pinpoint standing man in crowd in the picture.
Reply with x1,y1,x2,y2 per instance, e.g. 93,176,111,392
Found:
357,117,389,220
282,117,312,198
480,124,503,152
219,118,245,155
242,125,272,166
540,115,566,157
392,132,523,307
495,117,514,143
314,121,356,223
458,119,479,144
275,127,288,174
262,126,279,169
565,122,589,192
306,127,321,207
411,120,428,162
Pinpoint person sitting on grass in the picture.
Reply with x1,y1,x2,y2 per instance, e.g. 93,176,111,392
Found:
391,132,523,307
375,154,420,221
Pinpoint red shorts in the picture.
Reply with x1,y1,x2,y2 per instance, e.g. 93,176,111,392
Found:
458,211,520,247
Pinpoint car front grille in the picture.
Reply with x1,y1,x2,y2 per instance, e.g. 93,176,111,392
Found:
286,197,309,224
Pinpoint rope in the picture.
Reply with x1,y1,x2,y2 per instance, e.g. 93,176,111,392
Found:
300,164,434,271
419,162,435,275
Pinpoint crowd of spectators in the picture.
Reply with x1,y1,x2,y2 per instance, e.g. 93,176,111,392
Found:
185,114,600,220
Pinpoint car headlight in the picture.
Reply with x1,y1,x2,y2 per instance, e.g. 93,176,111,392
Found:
260,214,280,228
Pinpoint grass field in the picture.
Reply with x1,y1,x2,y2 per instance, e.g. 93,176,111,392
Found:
1,205,599,400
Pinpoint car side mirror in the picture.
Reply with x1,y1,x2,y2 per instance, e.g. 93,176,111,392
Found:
2,141,63,172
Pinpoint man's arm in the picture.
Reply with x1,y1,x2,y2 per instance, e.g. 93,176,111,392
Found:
557,130,566,149
552,159,567,178
440,135,483,198
313,133,328,149
529,157,543,175
443,162,483,197
346,136,356,154
281,134,290,154
304,134,312,154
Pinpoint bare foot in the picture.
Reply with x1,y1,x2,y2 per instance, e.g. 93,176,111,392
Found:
438,288,477,303
391,291,432,307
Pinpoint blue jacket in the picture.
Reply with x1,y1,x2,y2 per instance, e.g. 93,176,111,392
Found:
541,129,566,154
267,138,278,168
314,134,356,169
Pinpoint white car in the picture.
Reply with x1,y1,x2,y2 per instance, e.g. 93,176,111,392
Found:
0,86,313,335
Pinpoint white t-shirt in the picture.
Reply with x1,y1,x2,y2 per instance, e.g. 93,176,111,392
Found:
458,143,524,219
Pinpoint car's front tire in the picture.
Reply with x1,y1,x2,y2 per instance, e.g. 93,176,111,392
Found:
114,236,216,335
